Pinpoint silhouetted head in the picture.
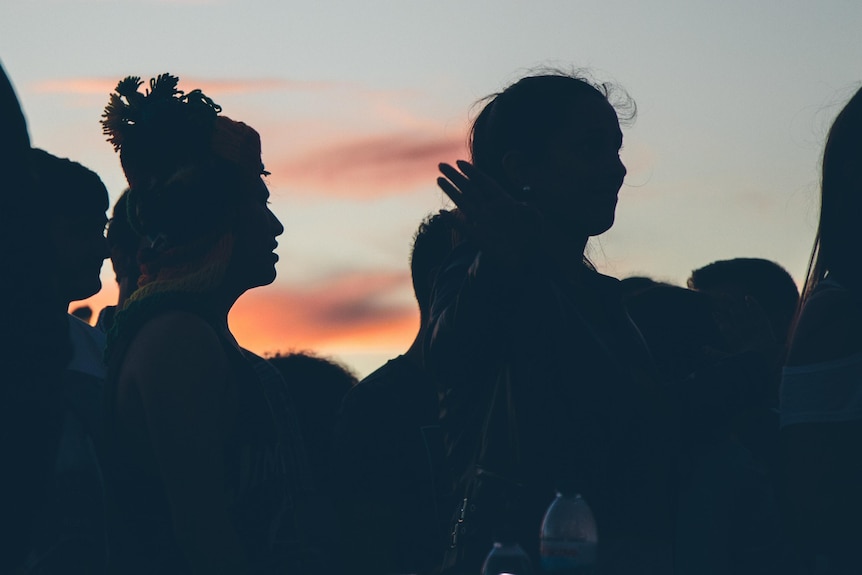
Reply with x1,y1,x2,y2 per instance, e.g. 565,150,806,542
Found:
30,148,109,304
809,86,862,288
624,283,728,383
688,258,799,345
0,64,29,168
619,275,661,299
267,351,357,487
798,86,862,302
410,211,458,326
106,189,142,289
102,74,283,302
470,71,635,239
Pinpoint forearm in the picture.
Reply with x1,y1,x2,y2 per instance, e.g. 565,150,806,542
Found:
426,245,536,375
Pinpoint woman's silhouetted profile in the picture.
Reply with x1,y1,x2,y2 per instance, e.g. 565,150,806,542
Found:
101,75,323,575
428,71,675,575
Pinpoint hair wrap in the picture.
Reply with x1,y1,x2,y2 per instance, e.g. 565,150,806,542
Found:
102,74,265,303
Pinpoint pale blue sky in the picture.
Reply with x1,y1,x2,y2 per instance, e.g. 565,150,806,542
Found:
3,0,860,375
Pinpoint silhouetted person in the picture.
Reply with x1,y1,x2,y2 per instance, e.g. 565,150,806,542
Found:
429,71,674,574
624,283,786,575
0,62,72,574
622,281,722,382
618,275,662,299
688,258,797,563
96,189,142,332
331,211,456,575
267,351,357,490
782,86,862,575
101,74,323,574
688,258,799,350
689,257,799,411
24,148,110,574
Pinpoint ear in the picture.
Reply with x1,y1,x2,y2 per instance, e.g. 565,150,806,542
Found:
501,151,533,188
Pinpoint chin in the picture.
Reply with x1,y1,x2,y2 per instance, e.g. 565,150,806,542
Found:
250,267,278,289
587,208,618,236
590,219,616,237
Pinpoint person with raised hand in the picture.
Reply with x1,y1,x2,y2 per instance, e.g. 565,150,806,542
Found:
428,71,675,575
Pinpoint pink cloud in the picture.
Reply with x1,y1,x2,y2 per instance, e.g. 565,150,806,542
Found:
272,131,467,198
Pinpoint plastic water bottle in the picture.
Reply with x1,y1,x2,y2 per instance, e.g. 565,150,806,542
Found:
539,492,598,574
480,541,535,575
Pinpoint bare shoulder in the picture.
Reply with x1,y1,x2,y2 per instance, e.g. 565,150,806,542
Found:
121,310,229,402
786,285,862,366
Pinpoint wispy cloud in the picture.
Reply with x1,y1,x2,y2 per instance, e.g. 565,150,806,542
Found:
31,75,467,198
272,131,467,198
30,76,336,96
229,270,418,355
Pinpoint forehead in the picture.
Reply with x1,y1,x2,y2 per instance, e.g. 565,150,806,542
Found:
53,209,108,226
51,180,110,216
559,98,622,138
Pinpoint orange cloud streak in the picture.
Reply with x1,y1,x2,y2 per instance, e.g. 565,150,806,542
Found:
272,131,467,198
229,270,420,357
70,269,418,371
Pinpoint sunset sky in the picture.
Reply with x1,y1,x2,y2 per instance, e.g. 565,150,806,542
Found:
3,0,861,377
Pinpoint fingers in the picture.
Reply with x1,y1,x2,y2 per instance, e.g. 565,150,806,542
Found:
437,160,511,211
437,162,478,214
454,160,502,200
452,160,510,204
434,183,480,243
436,175,467,210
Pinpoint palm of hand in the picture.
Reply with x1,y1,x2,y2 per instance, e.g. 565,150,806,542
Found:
437,160,542,268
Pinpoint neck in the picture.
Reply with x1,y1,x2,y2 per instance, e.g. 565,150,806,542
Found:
117,277,135,308
542,224,589,276
207,284,245,327
403,329,425,367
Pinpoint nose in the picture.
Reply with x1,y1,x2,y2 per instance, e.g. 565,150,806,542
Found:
269,207,284,237
614,155,627,187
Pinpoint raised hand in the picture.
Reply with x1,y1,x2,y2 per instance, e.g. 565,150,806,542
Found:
437,160,542,268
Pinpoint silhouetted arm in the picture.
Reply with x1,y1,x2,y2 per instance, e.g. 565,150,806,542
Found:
427,246,532,363
427,163,553,488
428,161,545,371
121,311,249,575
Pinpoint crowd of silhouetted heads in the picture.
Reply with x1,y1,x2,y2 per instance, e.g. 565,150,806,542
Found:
3,61,862,575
